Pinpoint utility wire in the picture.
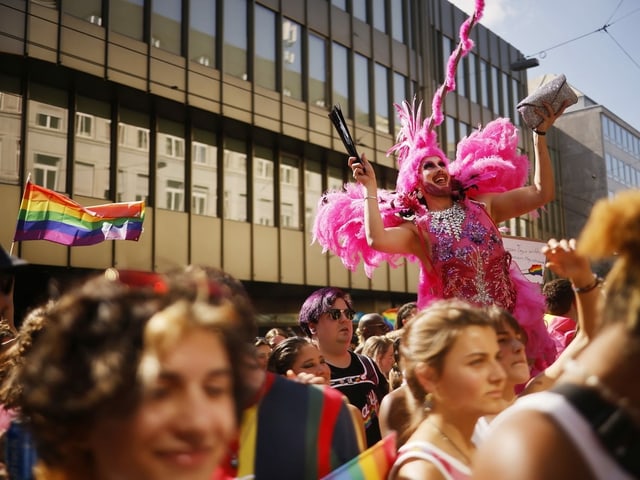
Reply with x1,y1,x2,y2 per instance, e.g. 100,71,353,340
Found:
524,2,640,71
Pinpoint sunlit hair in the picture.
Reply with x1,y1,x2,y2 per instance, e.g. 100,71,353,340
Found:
577,191,640,334
267,336,315,375
400,298,494,431
361,335,393,370
298,287,353,337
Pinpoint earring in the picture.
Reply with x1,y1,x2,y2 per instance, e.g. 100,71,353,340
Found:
424,392,433,412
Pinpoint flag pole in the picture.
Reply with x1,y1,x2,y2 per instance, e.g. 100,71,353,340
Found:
11,173,31,256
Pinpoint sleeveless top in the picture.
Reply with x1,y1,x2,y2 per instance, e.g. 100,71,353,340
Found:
388,440,471,480
492,391,634,480
415,199,515,310
414,199,556,372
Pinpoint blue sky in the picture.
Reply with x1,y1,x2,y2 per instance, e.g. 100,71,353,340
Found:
448,0,640,131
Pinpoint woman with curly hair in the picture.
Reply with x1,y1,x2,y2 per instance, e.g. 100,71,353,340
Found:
16,273,247,480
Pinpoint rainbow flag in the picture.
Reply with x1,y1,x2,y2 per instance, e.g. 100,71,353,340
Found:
321,432,397,480
13,181,145,247
527,264,544,276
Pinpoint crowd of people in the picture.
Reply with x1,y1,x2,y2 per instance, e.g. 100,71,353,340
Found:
1,1,637,473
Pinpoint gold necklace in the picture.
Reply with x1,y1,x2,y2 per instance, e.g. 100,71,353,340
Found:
425,419,472,465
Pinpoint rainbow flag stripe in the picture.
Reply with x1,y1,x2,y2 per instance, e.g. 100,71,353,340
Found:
528,264,544,276
14,182,145,247
321,432,397,480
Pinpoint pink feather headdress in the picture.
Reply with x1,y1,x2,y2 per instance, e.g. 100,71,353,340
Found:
388,0,486,196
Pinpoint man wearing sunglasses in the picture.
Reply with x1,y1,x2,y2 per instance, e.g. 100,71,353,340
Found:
0,245,27,348
299,287,388,448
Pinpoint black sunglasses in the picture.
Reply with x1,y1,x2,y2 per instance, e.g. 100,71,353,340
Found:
325,308,356,320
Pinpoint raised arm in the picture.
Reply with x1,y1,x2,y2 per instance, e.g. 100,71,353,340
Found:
521,238,601,395
478,101,570,224
349,154,423,257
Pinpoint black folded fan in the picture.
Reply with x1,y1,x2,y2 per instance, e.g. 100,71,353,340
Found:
328,105,360,159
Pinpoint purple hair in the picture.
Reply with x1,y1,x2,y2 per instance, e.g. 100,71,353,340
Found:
298,287,353,337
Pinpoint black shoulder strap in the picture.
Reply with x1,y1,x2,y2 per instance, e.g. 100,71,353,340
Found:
552,383,640,478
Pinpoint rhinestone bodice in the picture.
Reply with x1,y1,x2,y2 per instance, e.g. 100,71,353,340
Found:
416,199,517,311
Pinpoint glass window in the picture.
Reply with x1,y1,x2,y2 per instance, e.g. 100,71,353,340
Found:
457,57,467,98
442,36,452,75
353,0,366,22
280,154,300,229
374,63,389,133
110,0,144,41
393,72,407,134
391,0,405,42
0,76,22,185
354,53,370,126
74,96,111,198
223,137,247,221
501,72,510,117
468,52,478,103
327,164,343,191
372,0,386,32
117,108,149,204
479,59,489,108
254,5,276,91
27,84,68,191
62,0,103,26
304,158,322,235
253,145,275,226
309,34,327,108
512,78,521,126
223,0,248,80
192,128,218,216
189,0,216,68
332,42,349,118
332,0,346,9
491,65,499,113
151,0,181,54
282,18,302,100
445,116,456,160
157,119,185,211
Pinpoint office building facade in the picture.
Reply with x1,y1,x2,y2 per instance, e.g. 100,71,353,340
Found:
0,0,562,324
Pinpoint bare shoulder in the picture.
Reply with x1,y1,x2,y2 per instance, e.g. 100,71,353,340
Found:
393,457,447,480
473,409,595,480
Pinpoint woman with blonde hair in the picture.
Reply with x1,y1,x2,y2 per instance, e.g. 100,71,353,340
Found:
474,190,640,480
389,299,505,479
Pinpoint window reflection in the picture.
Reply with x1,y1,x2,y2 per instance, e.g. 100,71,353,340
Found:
0,79,22,184
192,128,218,216
280,155,300,229
157,118,185,211
304,159,322,233
62,0,103,26
332,42,349,117
253,145,274,226
372,0,386,32
309,34,327,108
282,18,302,100
74,96,111,198
393,72,407,135
110,0,144,41
151,0,181,54
117,108,149,204
480,59,489,108
255,5,276,91
223,0,248,80
391,0,405,42
27,84,68,191
189,0,216,68
374,63,389,133
223,137,247,221
354,53,370,126
353,0,366,22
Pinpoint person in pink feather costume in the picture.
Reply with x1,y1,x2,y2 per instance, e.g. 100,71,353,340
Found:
312,0,570,375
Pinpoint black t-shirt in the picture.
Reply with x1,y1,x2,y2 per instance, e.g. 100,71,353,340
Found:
328,350,388,447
